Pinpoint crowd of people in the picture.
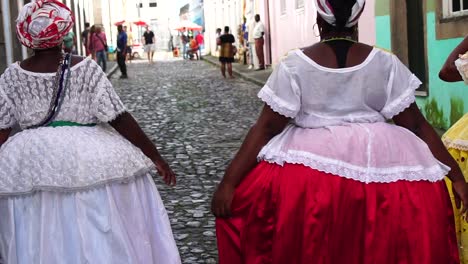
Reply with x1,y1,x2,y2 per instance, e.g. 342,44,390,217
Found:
179,29,204,60
1,0,468,263
212,13,266,79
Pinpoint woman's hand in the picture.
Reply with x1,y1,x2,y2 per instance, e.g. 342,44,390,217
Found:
211,182,236,218
154,158,176,186
452,180,468,217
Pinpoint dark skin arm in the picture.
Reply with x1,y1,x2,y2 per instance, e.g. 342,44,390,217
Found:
110,112,176,186
211,105,289,217
0,128,12,147
393,103,468,213
439,36,468,82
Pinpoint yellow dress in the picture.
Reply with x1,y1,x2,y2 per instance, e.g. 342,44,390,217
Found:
444,113,468,263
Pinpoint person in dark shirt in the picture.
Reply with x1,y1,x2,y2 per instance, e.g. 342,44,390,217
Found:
117,25,128,79
181,31,189,59
217,26,236,78
143,26,156,63
81,22,90,56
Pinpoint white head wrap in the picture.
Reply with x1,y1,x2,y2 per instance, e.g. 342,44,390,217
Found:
315,0,366,28
16,0,74,49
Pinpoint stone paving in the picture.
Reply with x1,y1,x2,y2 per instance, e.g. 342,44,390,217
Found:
110,59,265,263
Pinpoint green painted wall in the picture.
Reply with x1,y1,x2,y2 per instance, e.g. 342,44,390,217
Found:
375,0,389,16
375,2,467,129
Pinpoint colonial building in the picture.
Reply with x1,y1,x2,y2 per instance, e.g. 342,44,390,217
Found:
268,0,376,65
375,0,468,130
0,0,27,72
0,0,94,72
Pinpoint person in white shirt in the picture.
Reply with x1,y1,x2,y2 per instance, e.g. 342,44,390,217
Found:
253,14,265,70
247,19,257,69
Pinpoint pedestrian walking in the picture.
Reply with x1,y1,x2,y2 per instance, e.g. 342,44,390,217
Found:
91,25,107,72
143,26,156,63
87,25,96,60
62,30,76,53
217,26,236,78
181,31,189,59
212,0,468,263
116,25,128,79
215,28,222,52
247,20,256,69
195,31,204,59
81,22,90,56
440,36,468,263
124,26,134,63
253,14,265,70
0,1,181,263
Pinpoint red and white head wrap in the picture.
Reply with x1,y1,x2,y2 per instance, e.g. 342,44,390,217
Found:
16,0,75,49
315,0,366,28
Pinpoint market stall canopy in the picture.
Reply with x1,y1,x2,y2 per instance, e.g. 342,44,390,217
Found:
174,20,202,31
133,20,147,26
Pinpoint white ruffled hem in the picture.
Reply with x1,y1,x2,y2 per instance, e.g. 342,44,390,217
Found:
258,85,298,118
258,149,450,183
443,138,468,152
0,126,155,195
0,174,181,264
0,167,154,197
380,74,421,119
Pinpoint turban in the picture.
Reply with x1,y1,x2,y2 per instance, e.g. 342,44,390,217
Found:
315,0,366,28
16,0,75,49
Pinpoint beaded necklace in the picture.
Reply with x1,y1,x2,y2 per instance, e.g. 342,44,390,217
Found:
28,53,70,129
321,36,357,43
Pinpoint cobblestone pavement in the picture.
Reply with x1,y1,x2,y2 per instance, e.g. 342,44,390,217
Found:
110,59,264,263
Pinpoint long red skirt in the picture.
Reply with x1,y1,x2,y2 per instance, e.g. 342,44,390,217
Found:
216,162,459,264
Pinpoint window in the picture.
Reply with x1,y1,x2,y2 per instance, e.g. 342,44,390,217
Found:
280,0,287,14
443,0,468,18
296,0,304,9
406,0,428,96
149,1,157,8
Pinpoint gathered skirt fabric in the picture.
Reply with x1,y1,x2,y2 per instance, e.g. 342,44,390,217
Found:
444,114,468,263
216,161,459,264
0,174,181,264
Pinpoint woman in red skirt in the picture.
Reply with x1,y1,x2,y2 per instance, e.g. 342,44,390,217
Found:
211,0,468,263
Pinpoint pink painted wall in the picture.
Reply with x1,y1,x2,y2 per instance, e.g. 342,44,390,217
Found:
358,0,376,45
268,0,376,66
268,1,320,65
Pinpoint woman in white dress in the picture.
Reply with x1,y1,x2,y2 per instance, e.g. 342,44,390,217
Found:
0,1,181,263
212,0,468,263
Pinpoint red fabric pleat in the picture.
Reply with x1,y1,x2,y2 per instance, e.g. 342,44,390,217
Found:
216,161,459,264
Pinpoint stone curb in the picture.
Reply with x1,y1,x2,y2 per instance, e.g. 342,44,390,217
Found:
106,64,119,78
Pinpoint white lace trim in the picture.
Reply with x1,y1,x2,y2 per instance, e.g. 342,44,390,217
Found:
381,74,421,119
0,59,125,129
443,138,468,152
0,168,153,197
258,149,450,183
258,85,298,118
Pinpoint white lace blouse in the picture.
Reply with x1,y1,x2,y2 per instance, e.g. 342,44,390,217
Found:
0,58,154,196
258,48,451,183
0,57,125,129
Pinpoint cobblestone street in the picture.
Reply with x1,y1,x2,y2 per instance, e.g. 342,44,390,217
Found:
110,59,264,263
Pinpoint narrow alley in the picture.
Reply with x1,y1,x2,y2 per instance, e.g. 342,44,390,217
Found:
110,59,264,263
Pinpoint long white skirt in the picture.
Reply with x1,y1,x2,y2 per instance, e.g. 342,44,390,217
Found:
0,174,181,264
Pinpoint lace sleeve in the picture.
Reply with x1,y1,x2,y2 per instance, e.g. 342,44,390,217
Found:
0,75,17,129
257,62,301,118
92,68,126,122
380,55,422,119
